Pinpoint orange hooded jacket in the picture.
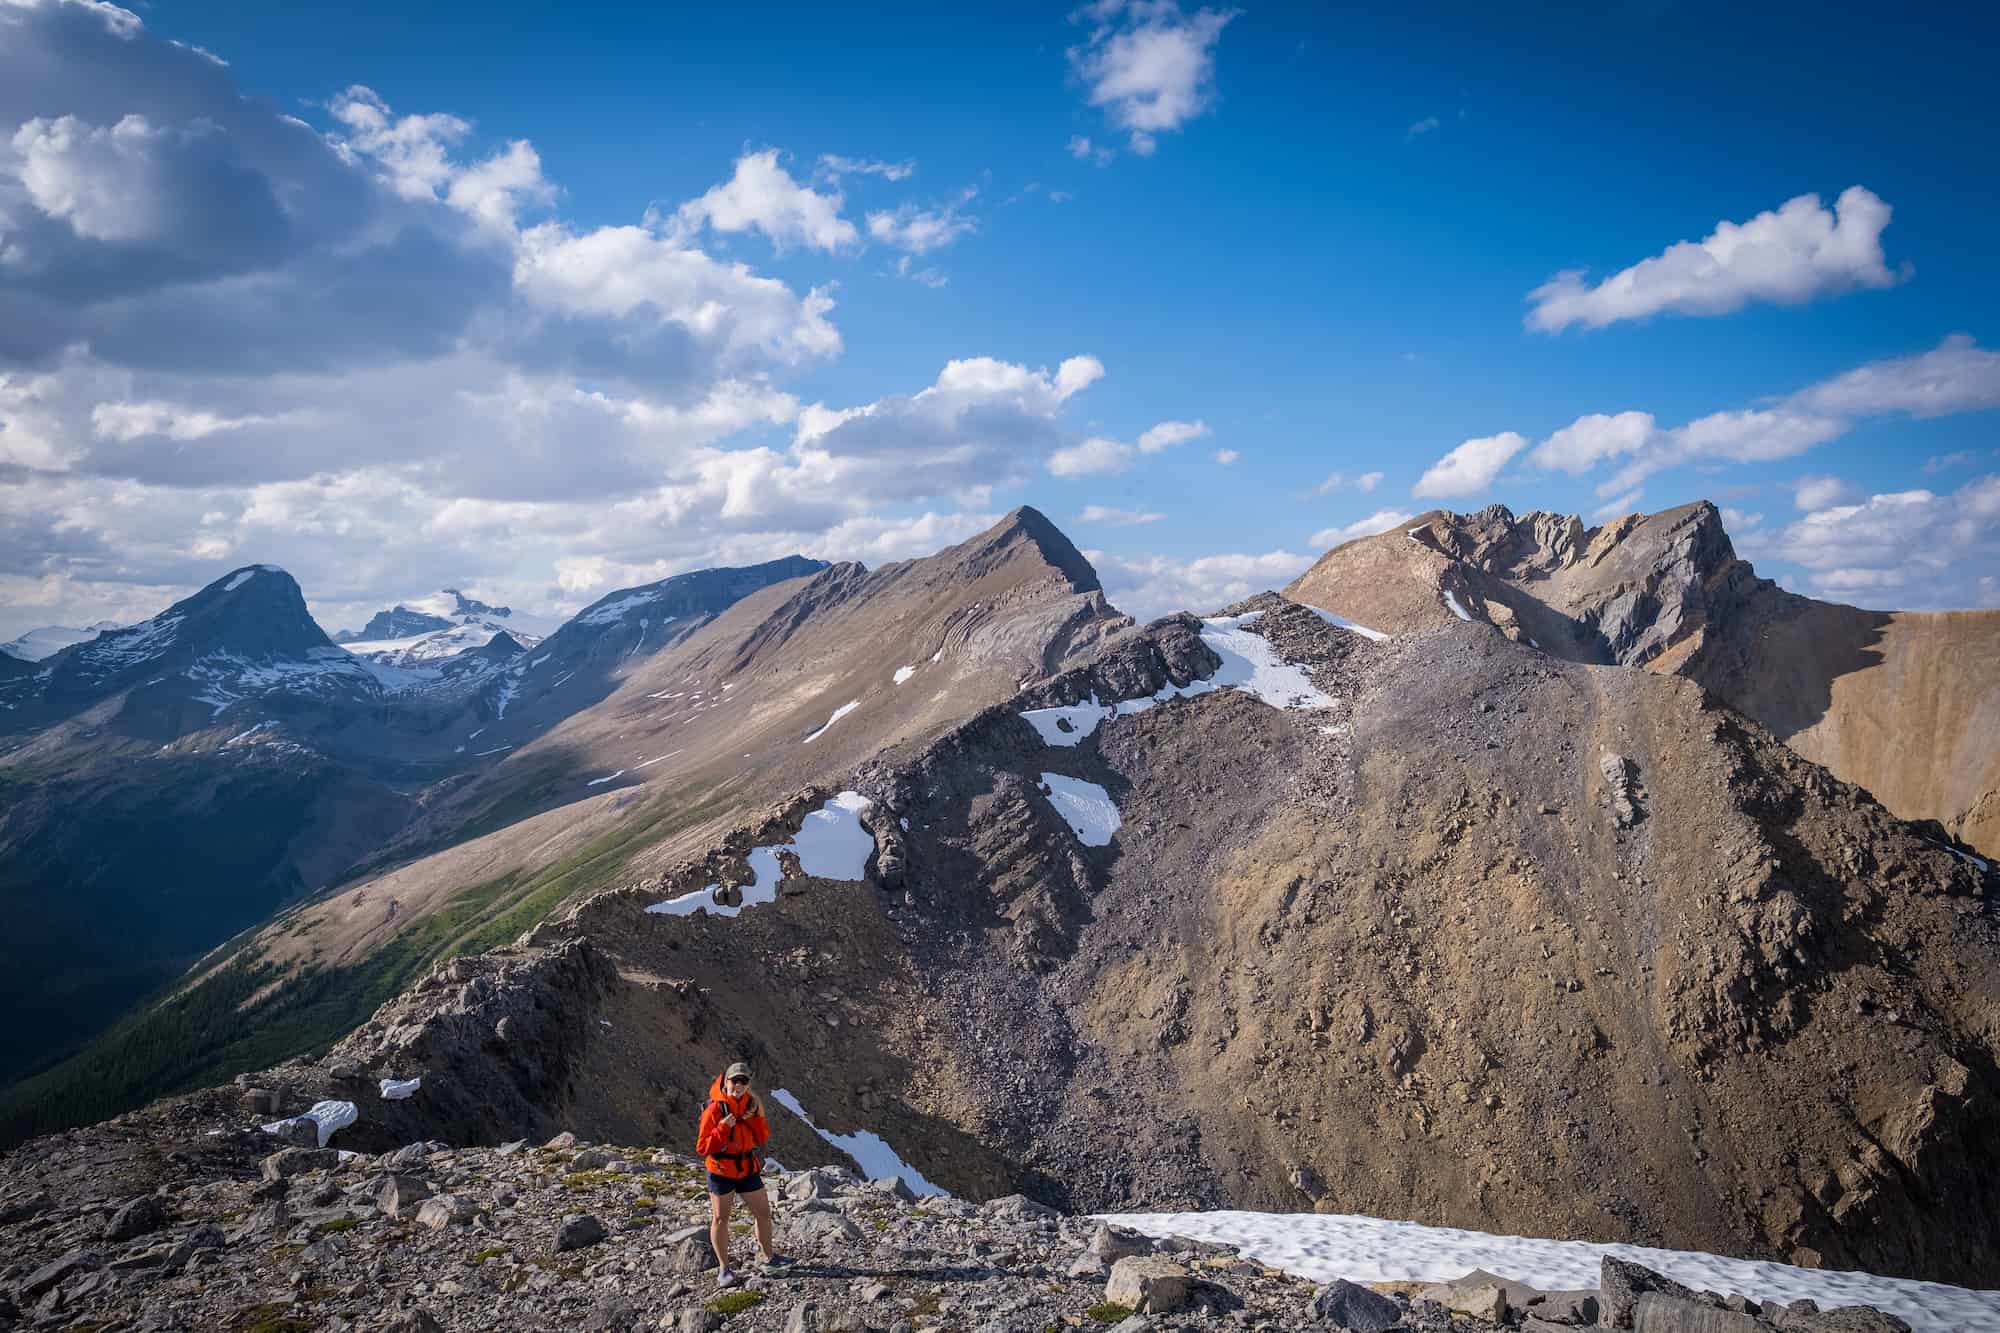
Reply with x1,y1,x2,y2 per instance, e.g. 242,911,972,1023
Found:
695,1074,770,1179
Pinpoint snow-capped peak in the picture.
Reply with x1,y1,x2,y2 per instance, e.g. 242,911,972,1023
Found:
0,624,116,662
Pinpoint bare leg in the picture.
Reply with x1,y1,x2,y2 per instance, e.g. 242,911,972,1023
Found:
709,1189,736,1269
741,1187,775,1259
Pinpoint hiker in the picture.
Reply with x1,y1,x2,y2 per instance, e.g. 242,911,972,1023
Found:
696,1061,791,1288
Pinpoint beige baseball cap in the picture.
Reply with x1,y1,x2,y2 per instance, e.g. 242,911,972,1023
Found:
725,1062,752,1081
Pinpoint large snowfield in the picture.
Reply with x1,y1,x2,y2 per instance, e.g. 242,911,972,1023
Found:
1103,1210,2000,1333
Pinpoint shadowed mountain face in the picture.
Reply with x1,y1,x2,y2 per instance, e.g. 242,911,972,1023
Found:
0,510,1129,1142
175,595,2000,1289
1284,502,2000,858
0,556,830,1099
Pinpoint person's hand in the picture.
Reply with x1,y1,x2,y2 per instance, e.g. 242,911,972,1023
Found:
721,1112,738,1127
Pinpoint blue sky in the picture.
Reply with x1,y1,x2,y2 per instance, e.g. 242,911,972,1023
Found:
2,0,1996,636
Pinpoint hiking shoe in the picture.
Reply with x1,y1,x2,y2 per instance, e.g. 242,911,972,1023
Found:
759,1255,796,1276
714,1266,740,1289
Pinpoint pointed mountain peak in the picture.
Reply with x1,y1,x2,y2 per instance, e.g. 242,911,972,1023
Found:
474,630,526,659
43,564,333,702
945,506,1101,593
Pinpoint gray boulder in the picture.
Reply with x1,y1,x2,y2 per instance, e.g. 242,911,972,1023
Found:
377,1174,434,1218
1105,1256,1192,1314
553,1212,608,1253
662,1233,718,1274
792,1210,865,1250
383,1142,431,1169
865,1175,917,1203
1603,1258,1707,1328
266,1117,320,1148
260,1147,338,1182
101,1193,171,1241
18,1250,102,1302
1308,1278,1401,1332
1088,1224,1157,1262
981,1193,1059,1223
414,1194,472,1230
1532,1289,1603,1324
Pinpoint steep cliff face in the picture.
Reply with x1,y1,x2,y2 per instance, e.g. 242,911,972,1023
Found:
219,599,2000,1287
1285,502,2000,857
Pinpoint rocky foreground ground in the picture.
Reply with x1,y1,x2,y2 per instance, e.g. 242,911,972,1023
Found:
0,1110,1918,1333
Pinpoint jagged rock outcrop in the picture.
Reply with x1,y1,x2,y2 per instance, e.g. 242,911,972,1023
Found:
1285,501,2000,857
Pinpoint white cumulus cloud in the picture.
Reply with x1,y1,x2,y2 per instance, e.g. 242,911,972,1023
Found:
1527,187,1903,333
1773,476,2000,609
1412,432,1529,498
1092,546,1312,620
1512,337,2000,500
1047,418,1207,477
1791,474,1858,511
671,149,858,253
1310,509,1414,548
1068,0,1239,156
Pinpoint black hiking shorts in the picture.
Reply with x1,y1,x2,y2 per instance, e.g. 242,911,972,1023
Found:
707,1171,765,1196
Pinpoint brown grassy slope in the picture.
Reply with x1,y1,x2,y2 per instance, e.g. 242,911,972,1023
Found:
222,506,1128,991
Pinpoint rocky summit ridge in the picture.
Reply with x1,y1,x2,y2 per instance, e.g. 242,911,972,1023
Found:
1285,502,2000,858
0,1107,1939,1333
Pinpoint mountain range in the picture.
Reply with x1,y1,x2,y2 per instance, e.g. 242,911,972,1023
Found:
0,554,831,1095
2,502,1995,1291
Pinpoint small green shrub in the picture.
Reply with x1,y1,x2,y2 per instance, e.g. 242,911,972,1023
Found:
1086,1302,1136,1324
706,1289,766,1316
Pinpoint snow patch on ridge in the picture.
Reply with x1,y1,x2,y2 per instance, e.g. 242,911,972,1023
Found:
1101,1211,2000,1333
1303,604,1390,642
1443,590,1472,621
1019,695,1110,747
647,791,874,918
222,569,257,593
803,700,859,743
893,665,916,684
1199,613,1335,710
1017,611,1340,745
576,590,663,626
770,1088,947,1197
1039,773,1120,846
